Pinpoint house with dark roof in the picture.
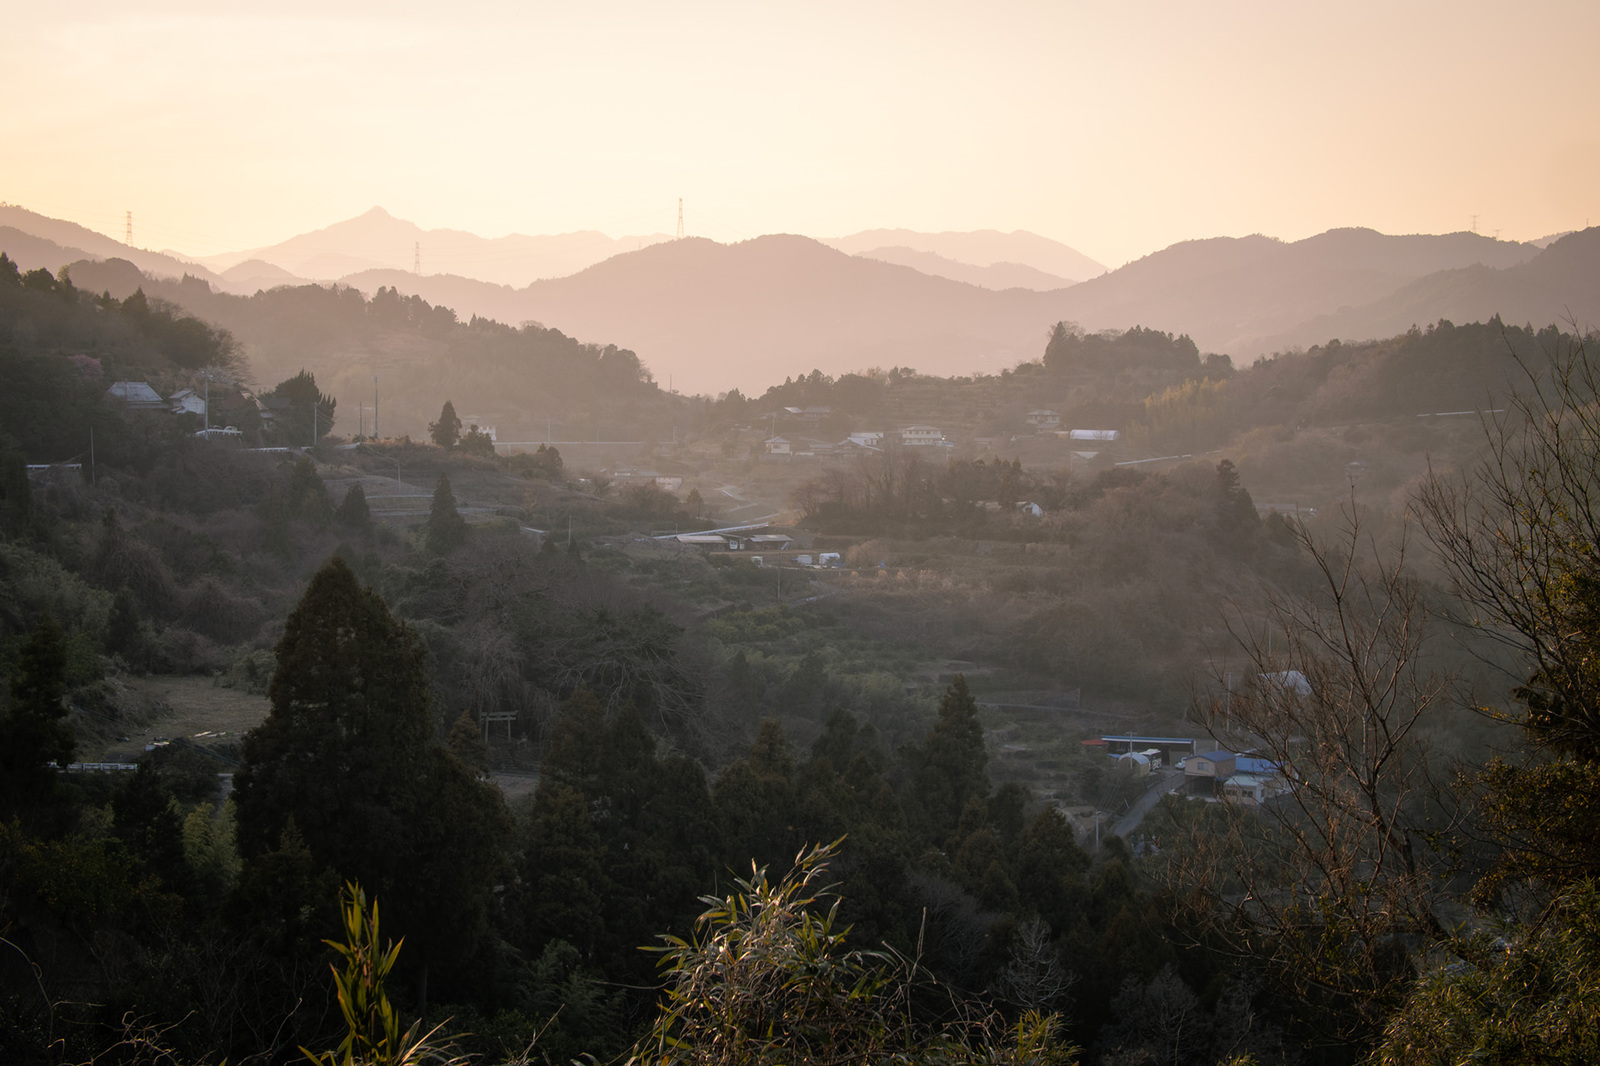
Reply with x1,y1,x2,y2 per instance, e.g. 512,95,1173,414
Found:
107,381,166,410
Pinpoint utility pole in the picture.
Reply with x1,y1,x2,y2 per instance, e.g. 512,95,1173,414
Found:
676,198,684,240
413,242,421,274
373,375,379,439
124,211,132,246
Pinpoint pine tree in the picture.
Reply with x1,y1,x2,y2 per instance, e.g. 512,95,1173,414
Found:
1213,458,1258,534
0,613,77,815
285,457,332,525
269,369,336,443
429,400,462,450
425,473,468,555
910,674,989,847
335,482,371,530
234,556,508,1010
235,557,434,862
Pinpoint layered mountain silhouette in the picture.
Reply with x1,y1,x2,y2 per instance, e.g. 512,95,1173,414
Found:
192,206,675,287
1045,227,1552,356
339,235,1074,394
824,227,1107,283
0,205,224,287
845,246,1076,290
4,205,1596,398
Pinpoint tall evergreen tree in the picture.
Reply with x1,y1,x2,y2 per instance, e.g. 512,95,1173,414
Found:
0,612,77,816
425,473,468,555
429,400,462,450
1213,458,1258,535
235,556,434,868
285,457,332,525
909,675,989,848
234,557,507,1010
269,369,336,443
335,482,371,530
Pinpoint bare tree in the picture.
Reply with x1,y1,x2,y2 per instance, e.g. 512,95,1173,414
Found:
1413,331,1600,905
1415,332,1600,760
991,916,1076,1014
1172,504,1457,1039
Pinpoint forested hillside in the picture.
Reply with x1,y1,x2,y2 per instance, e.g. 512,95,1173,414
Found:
52,254,681,445
4,249,1600,1064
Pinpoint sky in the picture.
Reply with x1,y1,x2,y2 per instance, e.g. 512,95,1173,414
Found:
3,0,1597,269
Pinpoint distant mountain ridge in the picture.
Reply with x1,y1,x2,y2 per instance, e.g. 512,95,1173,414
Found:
824,227,1107,282
1044,227,1555,357
340,235,1076,394
193,206,675,287
851,246,1075,290
4,207,1596,399
0,205,223,287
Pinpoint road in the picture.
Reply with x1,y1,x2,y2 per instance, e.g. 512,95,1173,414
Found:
1112,768,1183,838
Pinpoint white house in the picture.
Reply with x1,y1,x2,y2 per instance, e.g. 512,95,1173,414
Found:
900,425,945,447
1069,429,1121,442
847,431,884,448
168,388,207,417
764,437,792,456
1025,409,1061,429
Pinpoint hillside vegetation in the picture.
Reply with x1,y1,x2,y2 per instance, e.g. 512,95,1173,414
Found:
4,250,1600,1064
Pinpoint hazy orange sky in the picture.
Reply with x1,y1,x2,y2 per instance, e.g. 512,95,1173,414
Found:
4,0,1596,269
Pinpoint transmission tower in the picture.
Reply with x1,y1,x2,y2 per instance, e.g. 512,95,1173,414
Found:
124,211,132,245
676,198,684,240
413,242,421,274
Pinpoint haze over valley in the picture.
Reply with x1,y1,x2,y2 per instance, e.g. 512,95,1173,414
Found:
4,2,1600,1064
5,202,1596,400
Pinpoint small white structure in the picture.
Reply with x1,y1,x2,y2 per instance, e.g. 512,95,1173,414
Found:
1017,501,1044,517
847,431,884,448
168,388,207,417
900,425,944,447
460,416,498,441
1115,752,1152,776
1069,429,1121,442
1260,670,1313,697
764,437,791,456
817,552,842,567
1222,773,1271,805
1025,409,1061,429
676,534,732,550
